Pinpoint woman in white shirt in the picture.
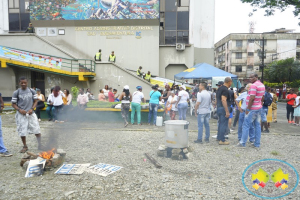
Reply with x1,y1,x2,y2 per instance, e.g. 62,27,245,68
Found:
103,85,109,100
175,85,189,120
166,91,178,120
293,92,300,126
35,88,45,122
50,86,65,123
131,86,145,125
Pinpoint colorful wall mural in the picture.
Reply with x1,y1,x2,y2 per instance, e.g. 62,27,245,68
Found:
29,0,160,20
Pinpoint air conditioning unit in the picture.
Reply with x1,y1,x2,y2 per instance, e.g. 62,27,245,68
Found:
176,43,185,51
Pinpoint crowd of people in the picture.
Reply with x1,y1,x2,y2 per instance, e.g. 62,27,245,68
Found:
1,74,300,157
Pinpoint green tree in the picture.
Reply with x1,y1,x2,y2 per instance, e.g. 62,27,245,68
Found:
241,0,300,25
265,57,300,82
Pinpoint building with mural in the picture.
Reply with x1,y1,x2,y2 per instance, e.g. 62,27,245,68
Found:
0,0,215,99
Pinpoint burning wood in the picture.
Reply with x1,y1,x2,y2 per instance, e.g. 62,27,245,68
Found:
39,148,56,159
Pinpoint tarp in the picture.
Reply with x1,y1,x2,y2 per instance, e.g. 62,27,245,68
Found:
174,63,238,80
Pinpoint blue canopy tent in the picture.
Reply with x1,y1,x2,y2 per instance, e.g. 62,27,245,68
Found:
174,63,238,79
174,63,240,88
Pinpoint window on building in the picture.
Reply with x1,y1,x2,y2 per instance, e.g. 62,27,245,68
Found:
297,40,300,46
236,52,242,59
9,0,30,32
247,65,253,70
160,0,190,45
297,52,300,59
248,52,254,56
236,40,243,47
259,39,267,46
236,66,242,72
248,39,254,43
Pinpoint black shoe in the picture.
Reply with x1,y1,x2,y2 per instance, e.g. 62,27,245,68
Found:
194,140,203,144
204,139,209,143
262,130,270,133
48,118,52,121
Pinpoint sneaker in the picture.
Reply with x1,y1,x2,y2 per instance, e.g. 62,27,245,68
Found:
48,118,52,121
236,143,245,148
288,121,292,124
249,141,254,145
262,130,270,133
194,140,203,144
219,140,230,145
250,144,260,149
1,151,13,157
274,121,277,123
230,129,234,133
231,126,236,130
212,135,218,138
204,139,209,143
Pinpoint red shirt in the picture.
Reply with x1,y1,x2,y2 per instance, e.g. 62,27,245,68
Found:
286,94,297,105
108,91,115,102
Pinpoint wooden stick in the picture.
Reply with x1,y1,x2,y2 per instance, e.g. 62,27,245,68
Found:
145,153,162,168
27,151,38,159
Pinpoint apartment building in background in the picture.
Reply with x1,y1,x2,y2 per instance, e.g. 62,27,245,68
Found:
214,29,300,84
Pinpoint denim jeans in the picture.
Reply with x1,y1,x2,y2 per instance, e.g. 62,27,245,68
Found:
261,107,268,122
238,111,255,142
46,105,55,120
0,116,7,153
131,102,141,124
197,113,210,141
148,103,158,124
240,109,262,147
54,105,63,121
178,102,188,120
217,107,229,142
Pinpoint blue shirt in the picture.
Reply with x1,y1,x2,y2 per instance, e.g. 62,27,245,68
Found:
149,90,161,104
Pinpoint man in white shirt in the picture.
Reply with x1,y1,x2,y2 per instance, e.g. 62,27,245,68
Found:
194,82,211,143
235,83,254,143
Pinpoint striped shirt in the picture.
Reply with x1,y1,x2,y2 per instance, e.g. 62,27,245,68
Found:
246,80,265,110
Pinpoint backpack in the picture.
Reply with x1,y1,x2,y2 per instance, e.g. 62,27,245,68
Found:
263,92,273,107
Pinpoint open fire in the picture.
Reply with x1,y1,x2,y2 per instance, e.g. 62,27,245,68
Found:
39,148,56,159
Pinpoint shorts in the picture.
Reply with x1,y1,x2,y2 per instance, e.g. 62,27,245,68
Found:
15,112,40,136
294,107,300,117
229,105,233,119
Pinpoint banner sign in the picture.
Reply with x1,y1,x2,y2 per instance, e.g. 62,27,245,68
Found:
55,164,91,175
87,163,122,176
29,0,160,20
0,46,62,69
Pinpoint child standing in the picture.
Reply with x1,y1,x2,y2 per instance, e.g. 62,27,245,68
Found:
293,92,300,126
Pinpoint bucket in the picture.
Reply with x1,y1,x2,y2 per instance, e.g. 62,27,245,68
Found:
164,120,189,148
156,116,163,126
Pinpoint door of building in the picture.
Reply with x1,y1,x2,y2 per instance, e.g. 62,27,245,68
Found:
31,71,45,94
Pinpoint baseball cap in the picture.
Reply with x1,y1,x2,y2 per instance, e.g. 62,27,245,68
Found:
216,81,224,86
136,86,142,90
124,85,129,90
180,85,186,90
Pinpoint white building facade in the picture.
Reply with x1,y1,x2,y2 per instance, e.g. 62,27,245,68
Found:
215,32,300,84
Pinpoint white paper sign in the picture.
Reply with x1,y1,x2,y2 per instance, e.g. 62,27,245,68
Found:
55,164,91,175
87,163,122,177
25,158,46,178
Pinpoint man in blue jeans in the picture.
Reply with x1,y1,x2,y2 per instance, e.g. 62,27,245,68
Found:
216,77,233,145
0,93,13,157
235,83,255,142
194,82,211,143
237,73,265,148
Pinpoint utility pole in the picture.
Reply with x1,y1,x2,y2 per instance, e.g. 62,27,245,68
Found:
261,37,265,82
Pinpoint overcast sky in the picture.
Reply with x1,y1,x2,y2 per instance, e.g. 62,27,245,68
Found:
215,0,300,42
